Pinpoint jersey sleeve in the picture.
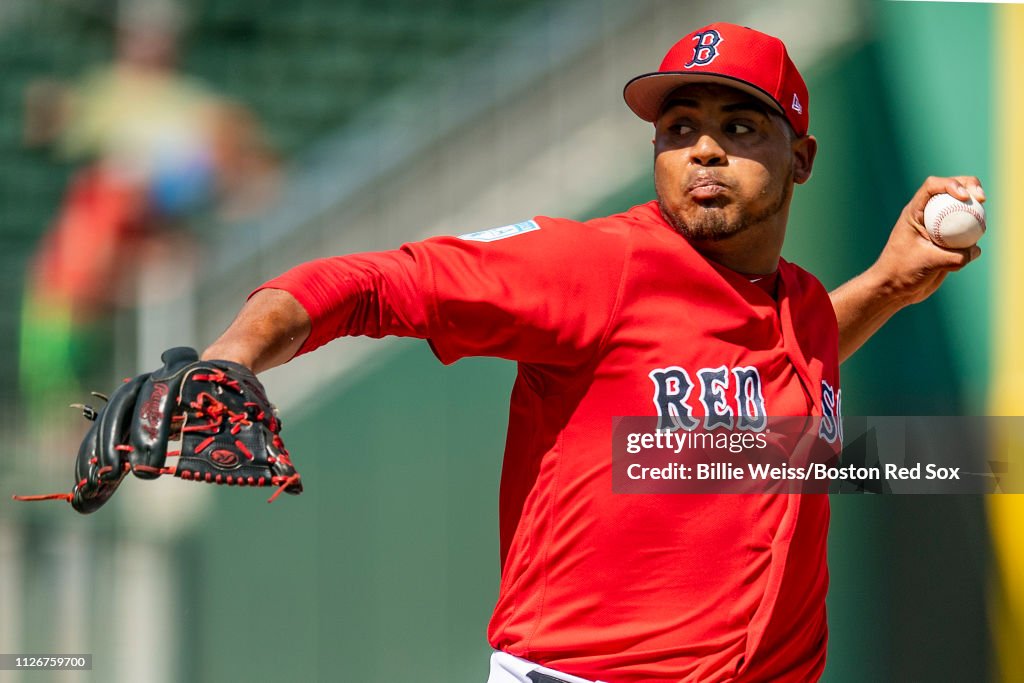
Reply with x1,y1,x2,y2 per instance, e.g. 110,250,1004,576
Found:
256,216,631,366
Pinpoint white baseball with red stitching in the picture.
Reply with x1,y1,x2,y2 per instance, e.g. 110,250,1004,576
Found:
923,193,986,249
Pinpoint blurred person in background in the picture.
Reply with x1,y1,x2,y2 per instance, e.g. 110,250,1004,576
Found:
20,0,278,424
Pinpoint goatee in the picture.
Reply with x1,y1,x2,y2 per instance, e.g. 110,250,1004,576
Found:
661,170,793,242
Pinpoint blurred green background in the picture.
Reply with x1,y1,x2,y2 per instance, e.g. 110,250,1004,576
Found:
0,0,1016,681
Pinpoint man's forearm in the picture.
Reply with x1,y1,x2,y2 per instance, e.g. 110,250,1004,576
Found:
831,176,984,364
201,288,311,373
830,269,914,365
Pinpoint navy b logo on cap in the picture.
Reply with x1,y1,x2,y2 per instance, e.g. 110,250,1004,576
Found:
683,29,723,68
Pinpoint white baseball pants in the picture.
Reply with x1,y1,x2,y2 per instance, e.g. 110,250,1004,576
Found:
487,651,606,683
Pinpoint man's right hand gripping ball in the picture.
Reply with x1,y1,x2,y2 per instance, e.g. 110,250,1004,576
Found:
15,347,302,513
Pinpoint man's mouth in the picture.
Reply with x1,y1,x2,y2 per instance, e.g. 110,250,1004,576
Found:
687,177,730,202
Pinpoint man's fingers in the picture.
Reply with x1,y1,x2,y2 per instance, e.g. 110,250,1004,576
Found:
908,177,958,223
934,243,982,271
914,175,985,201
945,175,985,202
908,175,986,224
953,176,986,202
911,176,951,207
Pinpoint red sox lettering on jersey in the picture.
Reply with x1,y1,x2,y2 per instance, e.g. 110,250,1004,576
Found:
649,364,766,431
819,378,843,444
649,365,843,444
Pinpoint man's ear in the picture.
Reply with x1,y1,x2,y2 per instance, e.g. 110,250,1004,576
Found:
792,135,817,184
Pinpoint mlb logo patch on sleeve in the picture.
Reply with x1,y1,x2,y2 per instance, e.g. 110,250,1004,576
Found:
458,220,540,242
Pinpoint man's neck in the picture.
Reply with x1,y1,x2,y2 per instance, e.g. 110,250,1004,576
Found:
688,221,786,275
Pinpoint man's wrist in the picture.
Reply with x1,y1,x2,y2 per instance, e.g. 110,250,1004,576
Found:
200,344,257,369
860,261,919,311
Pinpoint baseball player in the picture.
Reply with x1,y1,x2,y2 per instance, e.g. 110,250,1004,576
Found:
29,21,983,683
199,23,982,681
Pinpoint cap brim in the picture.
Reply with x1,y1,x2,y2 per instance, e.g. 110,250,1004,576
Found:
623,72,786,122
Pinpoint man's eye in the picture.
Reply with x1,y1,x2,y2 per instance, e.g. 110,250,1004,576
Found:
727,122,754,134
674,124,695,135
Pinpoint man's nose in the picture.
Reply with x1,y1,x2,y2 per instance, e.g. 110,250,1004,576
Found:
689,134,726,166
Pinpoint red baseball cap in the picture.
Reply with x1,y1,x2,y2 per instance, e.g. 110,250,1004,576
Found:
623,22,809,136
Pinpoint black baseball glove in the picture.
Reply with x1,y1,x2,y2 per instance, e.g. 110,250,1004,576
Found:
15,347,302,513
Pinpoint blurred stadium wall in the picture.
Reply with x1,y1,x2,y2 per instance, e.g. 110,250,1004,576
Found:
0,0,1016,681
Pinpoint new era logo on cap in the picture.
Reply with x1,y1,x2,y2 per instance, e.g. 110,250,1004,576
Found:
623,22,809,136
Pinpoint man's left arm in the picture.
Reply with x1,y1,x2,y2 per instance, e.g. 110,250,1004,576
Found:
831,176,985,364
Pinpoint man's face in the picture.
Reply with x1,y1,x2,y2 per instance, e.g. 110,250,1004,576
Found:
653,83,812,243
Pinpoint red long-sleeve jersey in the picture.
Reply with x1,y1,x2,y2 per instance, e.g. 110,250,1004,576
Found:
259,201,841,682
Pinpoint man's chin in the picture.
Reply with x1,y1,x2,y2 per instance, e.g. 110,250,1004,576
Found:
664,206,745,242
691,194,732,209
681,225,747,243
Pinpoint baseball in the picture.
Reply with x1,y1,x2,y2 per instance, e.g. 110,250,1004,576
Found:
923,193,986,249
